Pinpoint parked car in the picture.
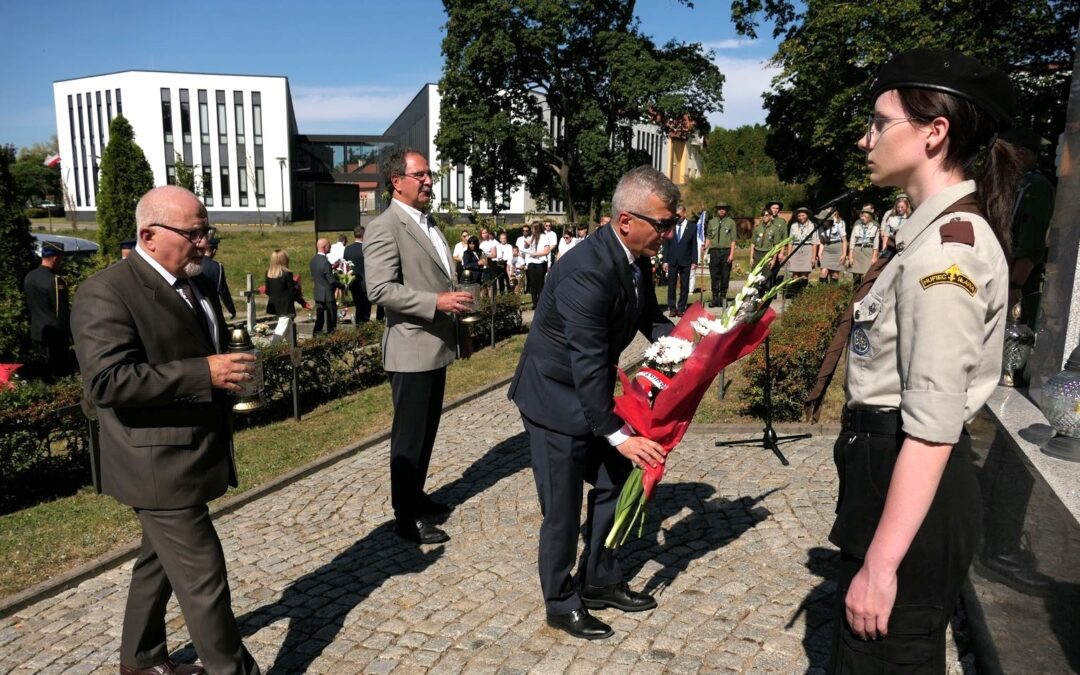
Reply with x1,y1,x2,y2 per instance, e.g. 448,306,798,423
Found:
32,233,99,260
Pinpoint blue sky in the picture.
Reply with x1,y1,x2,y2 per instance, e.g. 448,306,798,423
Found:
0,0,780,151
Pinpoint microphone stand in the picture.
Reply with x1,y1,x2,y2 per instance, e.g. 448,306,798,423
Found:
714,191,854,466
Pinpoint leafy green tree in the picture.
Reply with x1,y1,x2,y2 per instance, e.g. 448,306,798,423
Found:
0,145,39,362
704,125,775,176
729,0,1078,201
96,116,154,262
173,153,196,193
438,0,725,223
682,173,806,221
12,138,62,208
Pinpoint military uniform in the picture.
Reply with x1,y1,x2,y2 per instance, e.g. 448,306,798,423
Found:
831,181,1008,672
705,213,737,303
23,262,73,377
751,219,783,266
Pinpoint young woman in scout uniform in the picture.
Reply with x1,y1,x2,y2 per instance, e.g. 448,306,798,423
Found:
880,195,911,252
846,208,880,283
828,48,1025,673
817,208,848,283
785,206,816,289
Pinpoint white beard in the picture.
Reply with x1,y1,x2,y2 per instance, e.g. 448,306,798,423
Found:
183,260,203,277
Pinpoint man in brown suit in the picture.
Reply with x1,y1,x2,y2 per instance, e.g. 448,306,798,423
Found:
71,186,260,675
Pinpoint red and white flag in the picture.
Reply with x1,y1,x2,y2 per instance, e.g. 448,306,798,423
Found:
43,154,61,168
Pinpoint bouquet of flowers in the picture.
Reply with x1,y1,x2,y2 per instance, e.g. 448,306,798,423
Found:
332,259,355,287
605,237,794,548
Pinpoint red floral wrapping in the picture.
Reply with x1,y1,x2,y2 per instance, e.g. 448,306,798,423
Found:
614,302,777,498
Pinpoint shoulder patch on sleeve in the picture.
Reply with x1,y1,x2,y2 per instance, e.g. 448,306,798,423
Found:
940,220,975,246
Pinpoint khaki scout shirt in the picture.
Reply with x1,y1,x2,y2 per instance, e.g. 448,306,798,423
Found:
845,180,1008,444
706,216,737,249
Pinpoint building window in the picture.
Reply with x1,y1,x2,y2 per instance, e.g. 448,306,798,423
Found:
456,164,465,208
180,89,191,145
216,90,227,145
234,92,245,145
77,94,89,203
220,167,231,207
116,88,122,114
161,89,172,143
252,92,263,146
68,95,80,207
255,167,265,207
86,92,98,198
166,165,176,185
105,90,113,124
95,92,105,154
440,164,450,206
203,169,213,206
198,90,209,145
238,166,248,206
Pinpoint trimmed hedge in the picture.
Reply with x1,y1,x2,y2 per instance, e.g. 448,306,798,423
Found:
742,282,852,421
0,303,523,513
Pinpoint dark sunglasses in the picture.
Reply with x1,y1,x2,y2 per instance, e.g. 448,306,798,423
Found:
627,211,680,234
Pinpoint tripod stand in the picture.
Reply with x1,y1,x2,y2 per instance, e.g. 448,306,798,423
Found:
714,191,854,465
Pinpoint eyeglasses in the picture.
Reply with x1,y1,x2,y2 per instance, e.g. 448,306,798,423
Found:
627,210,681,234
400,170,434,182
866,114,918,144
149,223,216,243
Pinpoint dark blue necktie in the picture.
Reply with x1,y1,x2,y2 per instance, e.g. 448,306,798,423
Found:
631,263,642,308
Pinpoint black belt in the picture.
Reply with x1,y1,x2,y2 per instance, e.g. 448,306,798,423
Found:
854,243,875,248
842,407,901,435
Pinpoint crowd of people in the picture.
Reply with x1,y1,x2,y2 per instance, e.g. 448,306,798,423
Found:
11,46,1062,675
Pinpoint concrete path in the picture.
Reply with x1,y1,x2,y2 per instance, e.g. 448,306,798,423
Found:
0,336,970,674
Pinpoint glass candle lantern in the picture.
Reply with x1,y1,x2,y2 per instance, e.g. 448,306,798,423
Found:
1040,345,1080,462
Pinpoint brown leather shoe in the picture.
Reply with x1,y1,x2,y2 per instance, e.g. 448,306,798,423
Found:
120,659,206,675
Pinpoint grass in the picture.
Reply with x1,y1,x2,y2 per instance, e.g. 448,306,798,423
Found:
0,333,526,600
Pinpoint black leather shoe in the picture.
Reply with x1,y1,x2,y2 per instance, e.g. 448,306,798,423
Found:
120,660,205,675
581,582,657,612
668,309,678,317
975,551,1052,596
545,608,613,640
395,519,450,545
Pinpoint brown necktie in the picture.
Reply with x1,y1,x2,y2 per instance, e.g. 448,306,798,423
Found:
804,256,891,422
804,193,983,422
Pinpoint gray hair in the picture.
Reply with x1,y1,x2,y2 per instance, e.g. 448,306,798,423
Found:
383,147,422,196
610,165,680,218
135,185,201,236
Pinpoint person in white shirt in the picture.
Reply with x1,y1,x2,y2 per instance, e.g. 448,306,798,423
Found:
541,221,559,266
491,231,513,294
509,245,527,294
327,234,347,265
556,230,577,260
524,222,552,307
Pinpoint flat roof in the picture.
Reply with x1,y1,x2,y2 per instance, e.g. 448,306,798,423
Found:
54,69,289,84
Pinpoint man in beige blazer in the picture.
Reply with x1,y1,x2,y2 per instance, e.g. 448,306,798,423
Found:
71,186,260,675
364,148,474,545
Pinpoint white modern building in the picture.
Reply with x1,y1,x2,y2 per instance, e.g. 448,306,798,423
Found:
53,70,296,224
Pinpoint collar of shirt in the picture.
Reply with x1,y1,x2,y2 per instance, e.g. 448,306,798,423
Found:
135,244,179,287
895,180,976,253
393,198,427,228
613,230,635,265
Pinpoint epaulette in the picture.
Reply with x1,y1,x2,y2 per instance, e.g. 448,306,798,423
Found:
939,219,975,246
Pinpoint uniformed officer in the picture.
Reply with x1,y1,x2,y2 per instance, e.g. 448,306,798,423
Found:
703,203,737,307
750,208,782,270
826,49,1022,673
23,241,74,378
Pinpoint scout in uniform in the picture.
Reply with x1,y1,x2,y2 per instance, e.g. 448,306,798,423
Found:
821,49,1022,673
784,207,816,291
847,208,880,283
704,203,737,307
818,209,848,283
750,208,782,271
23,241,73,378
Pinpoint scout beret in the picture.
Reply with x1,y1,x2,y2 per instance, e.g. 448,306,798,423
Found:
119,239,136,250
870,48,1014,128
999,127,1049,154
40,241,65,257
860,208,876,216
766,201,783,210
715,203,731,210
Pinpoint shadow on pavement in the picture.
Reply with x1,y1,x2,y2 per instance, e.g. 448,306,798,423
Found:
616,484,780,595
787,546,840,671
172,432,531,673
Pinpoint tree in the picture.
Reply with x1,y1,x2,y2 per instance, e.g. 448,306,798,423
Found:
173,152,200,194
12,137,62,208
0,145,39,362
729,0,1078,202
95,115,154,262
703,125,775,176
438,0,726,223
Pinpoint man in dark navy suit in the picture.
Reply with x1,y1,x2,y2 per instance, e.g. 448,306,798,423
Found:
662,205,697,316
509,165,676,640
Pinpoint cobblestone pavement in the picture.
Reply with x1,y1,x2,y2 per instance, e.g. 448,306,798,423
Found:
0,336,968,674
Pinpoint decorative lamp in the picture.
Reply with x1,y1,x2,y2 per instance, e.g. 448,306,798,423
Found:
1040,344,1080,462
458,269,483,325
1001,303,1035,386
228,326,267,412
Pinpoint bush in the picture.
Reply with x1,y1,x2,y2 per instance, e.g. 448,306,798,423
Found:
742,282,851,421
465,293,524,344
